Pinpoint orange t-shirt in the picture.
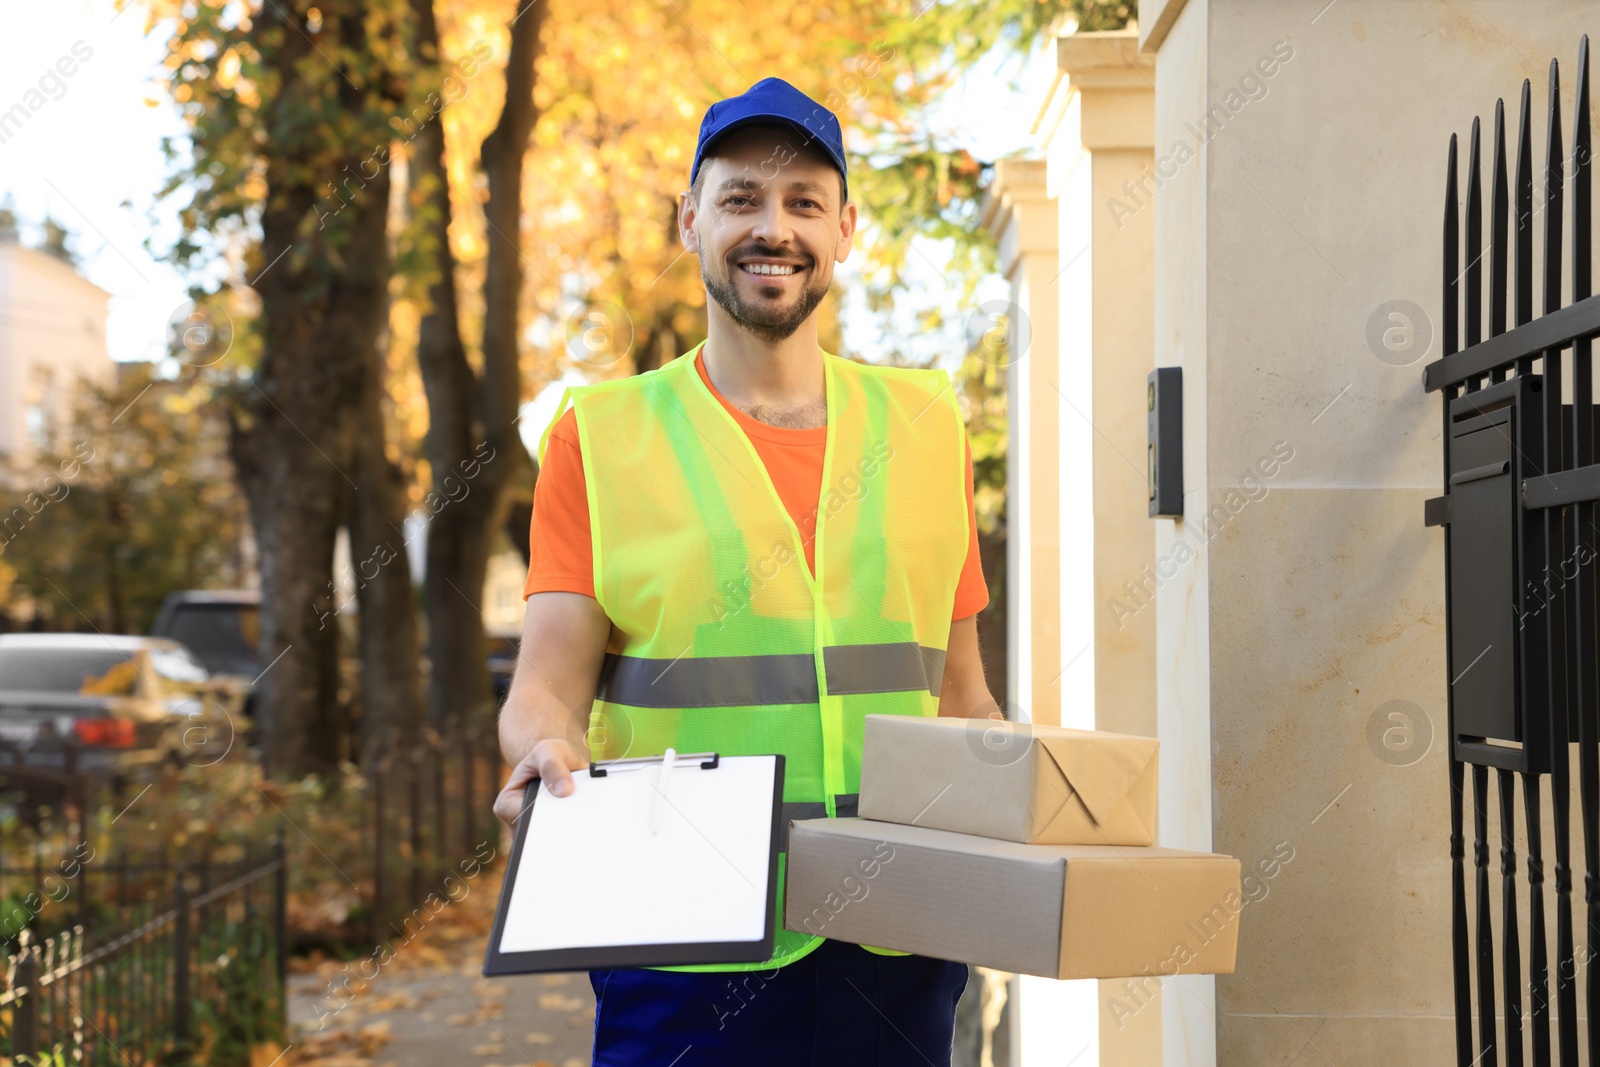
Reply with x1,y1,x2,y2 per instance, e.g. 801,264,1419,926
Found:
522,349,989,620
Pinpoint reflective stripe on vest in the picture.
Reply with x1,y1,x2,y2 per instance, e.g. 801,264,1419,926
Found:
540,341,968,972
594,644,949,707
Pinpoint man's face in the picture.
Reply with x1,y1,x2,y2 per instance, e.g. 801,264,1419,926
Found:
679,125,857,342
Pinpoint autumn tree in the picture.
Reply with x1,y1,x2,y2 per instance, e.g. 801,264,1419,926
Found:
133,0,1123,773
393,0,1058,725
402,0,544,734
0,361,249,635
150,0,425,772
392,0,918,732
515,0,940,373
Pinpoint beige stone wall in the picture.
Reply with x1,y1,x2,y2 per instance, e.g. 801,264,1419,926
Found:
1142,1,1600,1063
984,6,1600,1062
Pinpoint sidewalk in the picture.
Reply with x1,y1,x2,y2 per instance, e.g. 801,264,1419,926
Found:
264,863,1005,1067
279,867,597,1067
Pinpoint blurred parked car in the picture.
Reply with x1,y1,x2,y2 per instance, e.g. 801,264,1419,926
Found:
0,634,244,771
151,589,262,716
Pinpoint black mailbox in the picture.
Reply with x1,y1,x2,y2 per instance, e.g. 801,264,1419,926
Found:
1444,374,1547,772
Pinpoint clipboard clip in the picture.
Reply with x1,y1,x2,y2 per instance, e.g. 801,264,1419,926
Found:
588,751,721,777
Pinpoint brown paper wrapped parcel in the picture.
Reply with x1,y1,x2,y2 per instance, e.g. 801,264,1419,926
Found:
780,715,1240,979
857,714,1159,845
783,818,1241,979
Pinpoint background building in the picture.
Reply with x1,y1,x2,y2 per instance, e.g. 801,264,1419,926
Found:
0,213,113,476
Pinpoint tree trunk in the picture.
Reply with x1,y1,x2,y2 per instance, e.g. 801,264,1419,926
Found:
411,0,545,734
229,287,364,772
231,404,349,773
104,487,126,634
227,1,401,776
346,174,426,755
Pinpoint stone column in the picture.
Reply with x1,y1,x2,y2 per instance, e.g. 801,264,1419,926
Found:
1015,29,1163,1067
980,159,1060,731
982,155,1069,1067
1051,30,1160,746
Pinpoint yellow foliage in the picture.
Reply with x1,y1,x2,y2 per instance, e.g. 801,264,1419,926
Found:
145,0,939,495
415,0,928,393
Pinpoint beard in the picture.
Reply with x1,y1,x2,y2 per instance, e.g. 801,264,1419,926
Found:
702,251,830,342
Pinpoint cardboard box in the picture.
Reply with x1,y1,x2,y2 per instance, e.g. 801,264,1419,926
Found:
783,817,1240,980
858,714,1159,846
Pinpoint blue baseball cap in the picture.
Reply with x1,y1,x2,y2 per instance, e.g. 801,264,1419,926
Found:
691,78,848,201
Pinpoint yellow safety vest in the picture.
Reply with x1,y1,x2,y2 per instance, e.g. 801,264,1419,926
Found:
538,339,969,971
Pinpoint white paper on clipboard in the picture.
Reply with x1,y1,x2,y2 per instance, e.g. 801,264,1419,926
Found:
497,753,780,954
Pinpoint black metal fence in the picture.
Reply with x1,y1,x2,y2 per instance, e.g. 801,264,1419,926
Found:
0,714,506,1063
363,719,505,946
1425,33,1600,1067
0,717,506,944
0,843,286,1066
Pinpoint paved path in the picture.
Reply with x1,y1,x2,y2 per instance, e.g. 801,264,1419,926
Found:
282,869,598,1067
287,961,598,1067
275,866,1004,1067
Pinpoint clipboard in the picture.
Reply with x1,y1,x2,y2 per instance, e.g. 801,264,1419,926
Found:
483,750,786,975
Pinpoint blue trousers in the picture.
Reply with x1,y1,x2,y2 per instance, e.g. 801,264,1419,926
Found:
588,939,969,1066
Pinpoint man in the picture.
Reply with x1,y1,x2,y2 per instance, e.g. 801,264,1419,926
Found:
494,76,1001,1067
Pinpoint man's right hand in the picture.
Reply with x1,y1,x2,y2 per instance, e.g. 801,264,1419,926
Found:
493,737,591,826
495,590,612,828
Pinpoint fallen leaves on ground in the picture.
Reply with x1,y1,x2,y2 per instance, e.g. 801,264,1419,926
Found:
537,993,585,1012
366,991,417,1013
282,857,605,1066
283,1020,393,1067
251,1044,288,1067
289,850,508,979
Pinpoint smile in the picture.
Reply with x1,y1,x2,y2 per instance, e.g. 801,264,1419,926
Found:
739,263,803,276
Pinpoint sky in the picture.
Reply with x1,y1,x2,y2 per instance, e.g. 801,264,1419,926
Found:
836,38,1055,367
0,0,1057,446
0,0,193,364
